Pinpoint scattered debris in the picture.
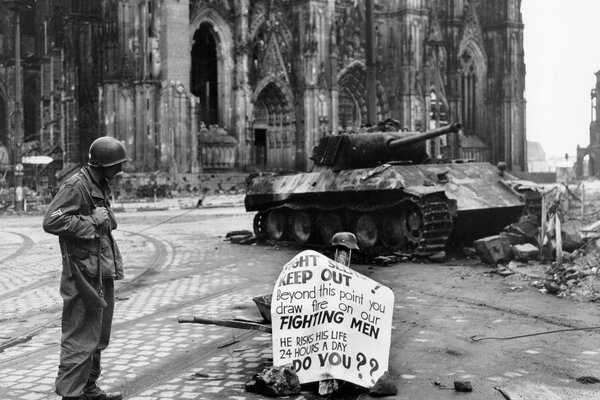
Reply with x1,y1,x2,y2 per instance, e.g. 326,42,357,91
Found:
318,379,339,395
245,365,301,397
252,294,272,322
191,372,226,380
462,247,478,258
494,267,515,277
225,230,256,244
374,255,398,266
217,339,240,349
369,371,398,397
429,251,447,263
576,376,600,384
453,380,473,392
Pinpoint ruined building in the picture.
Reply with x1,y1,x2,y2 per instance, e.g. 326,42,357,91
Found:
0,0,527,191
577,70,600,178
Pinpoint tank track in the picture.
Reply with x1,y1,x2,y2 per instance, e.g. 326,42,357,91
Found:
252,192,453,256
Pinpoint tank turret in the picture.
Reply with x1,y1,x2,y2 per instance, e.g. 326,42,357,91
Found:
311,123,462,170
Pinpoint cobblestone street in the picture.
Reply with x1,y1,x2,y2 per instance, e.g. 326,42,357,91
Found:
3,207,600,399
0,207,286,400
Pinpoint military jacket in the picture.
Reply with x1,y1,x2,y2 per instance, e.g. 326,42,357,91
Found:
43,166,124,279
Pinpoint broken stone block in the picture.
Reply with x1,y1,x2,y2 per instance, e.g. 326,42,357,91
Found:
245,366,301,397
370,371,398,397
473,235,512,265
561,222,583,252
512,243,540,261
506,221,539,241
454,380,473,392
500,231,527,245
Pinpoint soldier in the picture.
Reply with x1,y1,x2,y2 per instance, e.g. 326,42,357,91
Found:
43,136,130,400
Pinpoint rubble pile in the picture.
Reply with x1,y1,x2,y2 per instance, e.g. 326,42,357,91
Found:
470,182,600,302
543,239,600,301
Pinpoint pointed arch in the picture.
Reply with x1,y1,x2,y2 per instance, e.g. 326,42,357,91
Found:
190,9,234,130
456,2,487,135
336,60,389,130
458,37,486,135
251,76,295,171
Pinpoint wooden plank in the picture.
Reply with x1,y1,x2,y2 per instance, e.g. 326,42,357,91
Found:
178,316,272,333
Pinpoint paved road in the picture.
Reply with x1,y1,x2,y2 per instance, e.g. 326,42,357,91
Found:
1,208,600,399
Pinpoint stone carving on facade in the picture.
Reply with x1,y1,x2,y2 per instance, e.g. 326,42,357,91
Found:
0,0,528,179
249,2,292,86
191,0,233,22
198,123,238,169
460,1,486,60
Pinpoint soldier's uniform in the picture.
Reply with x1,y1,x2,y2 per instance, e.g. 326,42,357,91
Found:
43,137,127,400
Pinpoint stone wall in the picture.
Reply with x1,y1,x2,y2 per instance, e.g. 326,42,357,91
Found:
114,171,248,200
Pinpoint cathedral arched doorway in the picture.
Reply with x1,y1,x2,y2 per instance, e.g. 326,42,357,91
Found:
192,23,218,127
252,80,294,171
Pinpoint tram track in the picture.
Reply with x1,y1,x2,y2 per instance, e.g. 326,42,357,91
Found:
0,228,176,356
0,231,35,266
0,211,271,364
0,278,256,366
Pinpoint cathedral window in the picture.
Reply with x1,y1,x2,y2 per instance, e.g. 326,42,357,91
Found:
460,51,477,133
339,88,359,132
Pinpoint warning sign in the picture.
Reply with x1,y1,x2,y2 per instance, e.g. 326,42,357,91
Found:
271,250,394,388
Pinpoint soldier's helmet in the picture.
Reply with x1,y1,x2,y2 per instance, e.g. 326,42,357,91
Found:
88,137,131,167
330,232,359,250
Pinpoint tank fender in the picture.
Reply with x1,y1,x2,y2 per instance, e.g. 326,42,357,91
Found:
402,185,447,197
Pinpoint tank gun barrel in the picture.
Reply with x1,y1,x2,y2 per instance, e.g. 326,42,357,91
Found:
387,123,462,151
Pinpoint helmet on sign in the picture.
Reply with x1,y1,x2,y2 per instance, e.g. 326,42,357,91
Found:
330,232,359,250
88,137,131,167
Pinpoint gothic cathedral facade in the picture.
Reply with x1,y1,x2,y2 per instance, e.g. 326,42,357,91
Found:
0,0,527,181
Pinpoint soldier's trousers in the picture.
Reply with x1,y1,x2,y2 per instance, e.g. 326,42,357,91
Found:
55,274,114,397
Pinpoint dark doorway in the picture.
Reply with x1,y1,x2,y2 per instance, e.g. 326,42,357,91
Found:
191,24,218,126
254,128,267,168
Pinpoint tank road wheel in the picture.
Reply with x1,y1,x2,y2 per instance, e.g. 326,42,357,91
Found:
253,212,267,238
265,209,287,241
354,213,379,249
382,214,407,251
289,210,313,244
401,203,424,244
318,212,344,245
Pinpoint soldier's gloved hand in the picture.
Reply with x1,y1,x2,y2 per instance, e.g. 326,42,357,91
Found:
92,207,109,228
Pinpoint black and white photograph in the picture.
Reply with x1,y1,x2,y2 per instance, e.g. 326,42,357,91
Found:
1,1,600,399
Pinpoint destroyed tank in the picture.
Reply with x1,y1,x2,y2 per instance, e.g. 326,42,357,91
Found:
245,122,541,255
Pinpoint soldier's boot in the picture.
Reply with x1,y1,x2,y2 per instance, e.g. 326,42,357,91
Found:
82,383,123,400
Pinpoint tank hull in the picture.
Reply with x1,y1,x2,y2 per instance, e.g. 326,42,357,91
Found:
245,162,538,255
